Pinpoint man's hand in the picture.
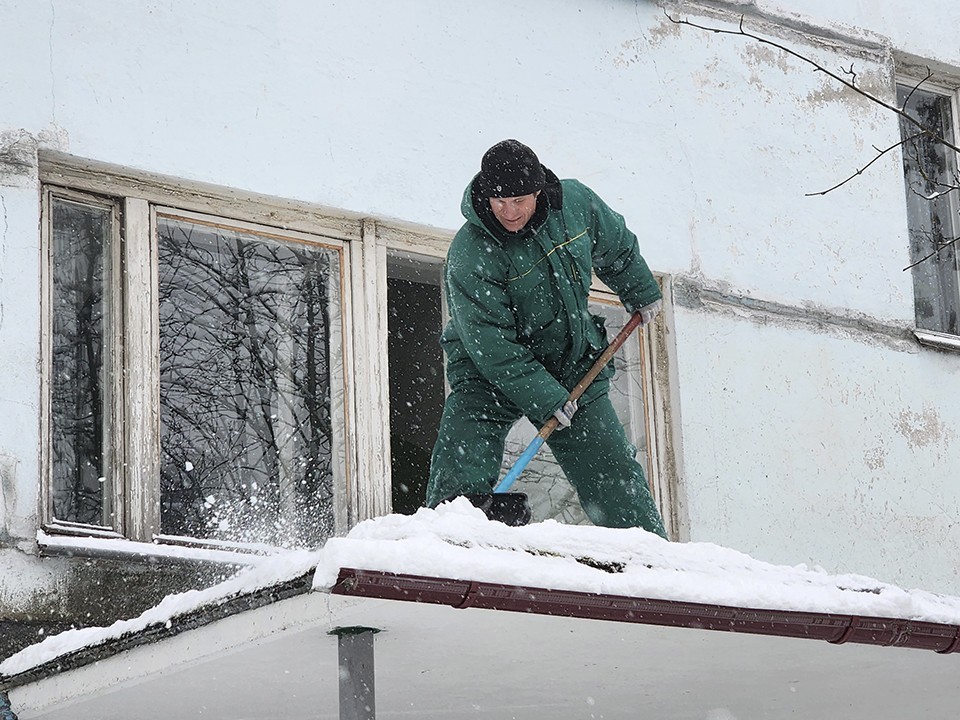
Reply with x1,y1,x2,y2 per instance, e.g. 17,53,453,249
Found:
638,298,663,326
553,399,578,429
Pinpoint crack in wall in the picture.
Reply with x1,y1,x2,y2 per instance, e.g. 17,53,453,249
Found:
0,193,7,248
0,194,6,333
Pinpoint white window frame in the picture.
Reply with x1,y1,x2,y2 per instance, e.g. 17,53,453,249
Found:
40,188,126,539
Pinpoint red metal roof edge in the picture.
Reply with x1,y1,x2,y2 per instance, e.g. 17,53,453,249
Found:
331,567,960,655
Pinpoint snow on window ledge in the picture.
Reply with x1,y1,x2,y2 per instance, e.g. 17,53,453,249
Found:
36,530,270,568
914,329,960,353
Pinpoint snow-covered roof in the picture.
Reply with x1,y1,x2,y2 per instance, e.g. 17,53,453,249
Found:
5,499,960,683
0,501,960,720
316,500,960,624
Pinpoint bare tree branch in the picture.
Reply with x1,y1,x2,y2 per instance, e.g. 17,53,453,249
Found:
900,70,935,111
904,234,960,270
805,133,925,196
841,63,858,87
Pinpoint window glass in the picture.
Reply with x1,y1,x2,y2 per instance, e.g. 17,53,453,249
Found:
594,301,649,466
898,83,960,335
503,300,650,524
50,197,113,527
157,216,342,548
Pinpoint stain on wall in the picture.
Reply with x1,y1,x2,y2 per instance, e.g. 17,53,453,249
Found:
894,406,957,452
0,455,19,541
0,131,38,189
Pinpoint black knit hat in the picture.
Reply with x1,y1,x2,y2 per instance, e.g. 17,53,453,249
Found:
476,139,546,198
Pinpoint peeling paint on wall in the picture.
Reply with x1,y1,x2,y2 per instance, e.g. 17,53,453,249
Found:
894,406,956,452
803,74,890,112
611,37,649,70
0,454,36,550
646,9,685,48
674,275,917,352
0,131,38,189
863,446,886,471
0,455,17,539
741,42,794,76
0,126,67,190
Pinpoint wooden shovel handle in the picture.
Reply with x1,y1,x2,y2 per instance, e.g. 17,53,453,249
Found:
538,311,644,441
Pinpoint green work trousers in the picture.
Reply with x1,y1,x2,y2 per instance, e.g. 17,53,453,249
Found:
425,380,667,538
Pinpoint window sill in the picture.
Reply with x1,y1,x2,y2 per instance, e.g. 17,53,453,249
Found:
37,529,271,568
914,329,960,353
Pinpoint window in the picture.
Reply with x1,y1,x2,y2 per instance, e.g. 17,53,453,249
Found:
43,187,349,550
382,239,681,535
897,81,960,339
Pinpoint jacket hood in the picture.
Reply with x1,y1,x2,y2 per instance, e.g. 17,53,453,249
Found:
462,166,563,244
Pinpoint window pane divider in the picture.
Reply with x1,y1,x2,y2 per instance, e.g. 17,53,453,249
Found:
643,275,685,539
348,220,391,524
123,198,160,541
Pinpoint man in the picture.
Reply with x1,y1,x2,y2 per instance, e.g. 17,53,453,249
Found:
425,139,666,537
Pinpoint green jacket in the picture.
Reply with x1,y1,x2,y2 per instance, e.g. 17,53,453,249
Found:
442,173,661,424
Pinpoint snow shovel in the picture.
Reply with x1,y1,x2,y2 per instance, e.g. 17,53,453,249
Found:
468,311,646,526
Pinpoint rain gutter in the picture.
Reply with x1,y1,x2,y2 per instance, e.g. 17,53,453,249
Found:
331,568,960,655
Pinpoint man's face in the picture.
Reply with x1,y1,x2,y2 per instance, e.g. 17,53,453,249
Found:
489,192,540,233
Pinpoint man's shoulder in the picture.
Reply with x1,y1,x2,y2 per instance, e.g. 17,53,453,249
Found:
450,222,487,255
558,178,625,225
558,178,600,209
448,222,503,271
560,177,588,190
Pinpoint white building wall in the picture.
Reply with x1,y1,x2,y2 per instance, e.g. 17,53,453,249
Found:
1,0,959,595
0,140,43,552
